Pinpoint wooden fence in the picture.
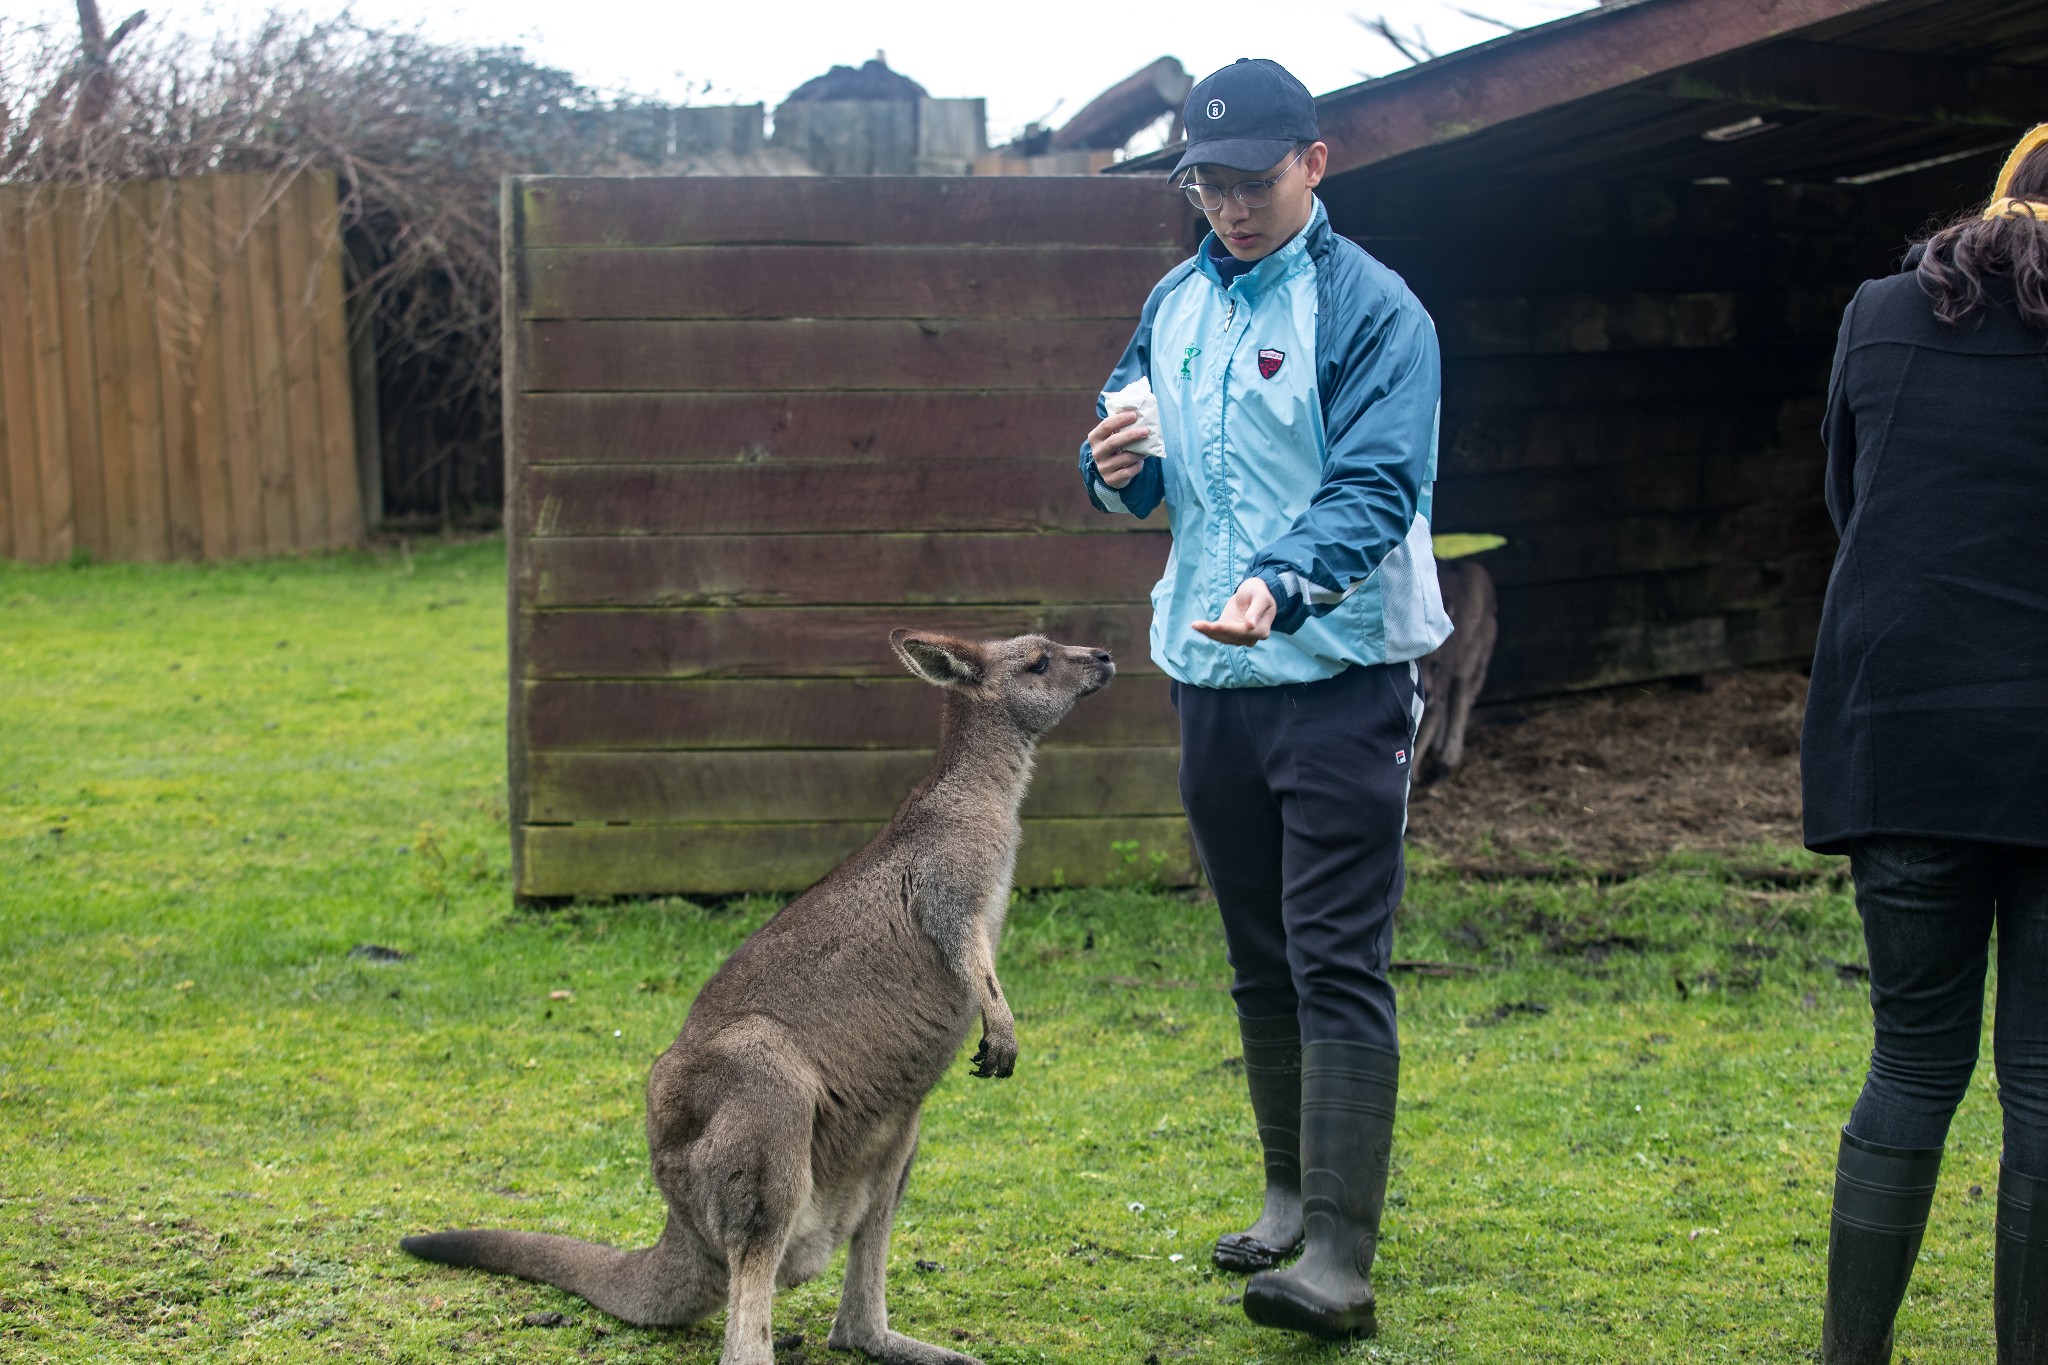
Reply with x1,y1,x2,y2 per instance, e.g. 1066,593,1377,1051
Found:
505,176,1196,897
0,172,361,563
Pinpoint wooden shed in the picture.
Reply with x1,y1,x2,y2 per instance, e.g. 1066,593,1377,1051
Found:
506,0,2048,899
1119,0,2048,697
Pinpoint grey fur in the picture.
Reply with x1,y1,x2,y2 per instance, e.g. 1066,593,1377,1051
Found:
401,632,1114,1365
1415,559,1497,777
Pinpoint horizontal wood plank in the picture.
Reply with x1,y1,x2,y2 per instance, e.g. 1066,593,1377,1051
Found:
523,318,1132,392
522,676,1177,751
526,746,1183,823
521,604,1157,679
1434,288,1849,358
1372,231,1876,298
1654,39,2048,131
521,391,1101,465
1485,601,1825,700
518,177,1189,249
1332,176,1890,243
1438,497,1833,587
521,460,1137,536
520,246,1183,320
521,533,1171,608
1492,553,1834,629
1439,396,1816,476
1443,345,1835,407
518,390,1823,476
1436,447,1822,529
516,816,1198,896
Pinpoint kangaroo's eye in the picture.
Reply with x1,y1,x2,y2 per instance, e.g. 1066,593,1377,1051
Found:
1026,654,1050,674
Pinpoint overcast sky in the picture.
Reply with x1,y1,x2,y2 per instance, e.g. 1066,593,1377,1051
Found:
21,0,1597,148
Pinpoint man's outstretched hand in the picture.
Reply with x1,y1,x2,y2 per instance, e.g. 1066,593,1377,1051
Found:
1193,577,1277,647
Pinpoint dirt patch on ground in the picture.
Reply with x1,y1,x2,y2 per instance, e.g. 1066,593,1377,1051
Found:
1407,668,1810,864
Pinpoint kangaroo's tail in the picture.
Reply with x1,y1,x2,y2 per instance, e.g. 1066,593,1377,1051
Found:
400,1225,702,1327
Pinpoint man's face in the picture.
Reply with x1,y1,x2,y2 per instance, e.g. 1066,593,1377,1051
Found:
1189,141,1329,262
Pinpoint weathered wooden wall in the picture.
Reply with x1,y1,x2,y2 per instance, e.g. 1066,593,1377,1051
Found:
505,176,1194,897
1326,175,1915,700
0,172,361,563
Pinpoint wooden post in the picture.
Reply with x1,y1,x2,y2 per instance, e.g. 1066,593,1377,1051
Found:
149,180,203,561
118,180,170,562
240,177,295,554
0,192,47,562
275,170,330,549
52,187,107,558
24,190,77,562
87,186,136,561
210,174,264,556
307,173,363,548
501,176,531,895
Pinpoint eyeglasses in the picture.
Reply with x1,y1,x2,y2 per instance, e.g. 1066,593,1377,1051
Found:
1179,146,1309,212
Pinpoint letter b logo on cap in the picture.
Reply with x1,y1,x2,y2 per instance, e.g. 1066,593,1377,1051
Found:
1206,99,1226,120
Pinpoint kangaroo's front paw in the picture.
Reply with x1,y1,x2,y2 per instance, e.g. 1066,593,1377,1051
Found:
969,1029,1017,1079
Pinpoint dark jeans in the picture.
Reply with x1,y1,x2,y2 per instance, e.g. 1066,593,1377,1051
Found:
1173,662,1420,1051
1845,835,2048,1177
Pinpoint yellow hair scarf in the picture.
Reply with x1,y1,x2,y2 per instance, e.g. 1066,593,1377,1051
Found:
1985,123,2048,220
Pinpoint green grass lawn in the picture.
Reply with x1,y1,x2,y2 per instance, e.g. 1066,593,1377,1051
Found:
0,538,2007,1362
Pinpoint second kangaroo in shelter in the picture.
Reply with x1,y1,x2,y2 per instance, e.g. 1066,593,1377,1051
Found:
1414,558,1497,778
401,631,1115,1365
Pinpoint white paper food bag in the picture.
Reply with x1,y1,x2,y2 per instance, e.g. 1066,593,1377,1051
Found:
1100,376,1165,459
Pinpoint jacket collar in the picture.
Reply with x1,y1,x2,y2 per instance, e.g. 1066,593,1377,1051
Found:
1195,196,1329,300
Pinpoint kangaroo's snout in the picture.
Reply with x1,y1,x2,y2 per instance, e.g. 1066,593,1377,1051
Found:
1077,648,1115,695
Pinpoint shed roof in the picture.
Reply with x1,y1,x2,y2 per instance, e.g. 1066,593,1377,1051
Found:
1116,0,2048,186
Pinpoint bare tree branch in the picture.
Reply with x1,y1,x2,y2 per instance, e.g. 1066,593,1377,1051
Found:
1453,8,1522,33
106,11,147,52
1355,13,1437,66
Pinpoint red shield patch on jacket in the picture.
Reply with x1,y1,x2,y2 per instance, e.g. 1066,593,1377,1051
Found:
1257,348,1285,379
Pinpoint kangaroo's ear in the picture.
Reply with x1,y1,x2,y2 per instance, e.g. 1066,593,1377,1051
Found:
890,630,985,688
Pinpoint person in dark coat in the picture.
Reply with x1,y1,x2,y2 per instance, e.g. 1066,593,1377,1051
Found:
1804,124,2048,1365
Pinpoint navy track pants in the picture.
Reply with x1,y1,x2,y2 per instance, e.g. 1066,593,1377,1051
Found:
1173,661,1421,1051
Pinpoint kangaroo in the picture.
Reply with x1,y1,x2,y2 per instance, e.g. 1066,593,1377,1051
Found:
1415,559,1497,778
401,631,1115,1365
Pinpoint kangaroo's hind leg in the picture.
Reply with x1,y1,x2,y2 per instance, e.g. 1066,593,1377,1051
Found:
688,1062,816,1365
828,1112,980,1365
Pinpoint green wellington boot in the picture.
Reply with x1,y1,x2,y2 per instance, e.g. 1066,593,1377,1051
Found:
1213,1014,1304,1273
1822,1129,1943,1365
1242,1041,1398,1339
1998,1163,2048,1364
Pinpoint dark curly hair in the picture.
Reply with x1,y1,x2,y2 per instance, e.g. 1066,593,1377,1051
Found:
1915,143,2048,332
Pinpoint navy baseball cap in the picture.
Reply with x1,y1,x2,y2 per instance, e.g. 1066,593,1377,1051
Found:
1172,58,1319,177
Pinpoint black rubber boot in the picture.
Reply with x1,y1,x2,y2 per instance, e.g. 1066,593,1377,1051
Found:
1998,1163,2048,1364
1822,1129,1942,1365
1213,1013,1303,1273
1242,1041,1397,1340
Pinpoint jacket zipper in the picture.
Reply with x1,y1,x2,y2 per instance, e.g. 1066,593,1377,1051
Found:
1215,289,1236,659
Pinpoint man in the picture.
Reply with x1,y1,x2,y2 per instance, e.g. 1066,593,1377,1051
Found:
1080,58,1449,1341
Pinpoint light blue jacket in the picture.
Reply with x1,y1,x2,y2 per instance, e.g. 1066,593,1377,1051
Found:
1082,198,1451,688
